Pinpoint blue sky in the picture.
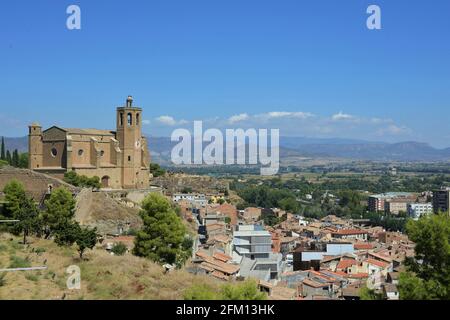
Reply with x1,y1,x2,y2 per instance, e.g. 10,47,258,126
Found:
1,0,449,147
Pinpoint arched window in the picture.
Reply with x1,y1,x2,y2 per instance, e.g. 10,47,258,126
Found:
119,113,124,126
136,113,140,125
127,113,132,126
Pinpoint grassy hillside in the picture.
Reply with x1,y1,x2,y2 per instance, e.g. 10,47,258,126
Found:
0,233,219,300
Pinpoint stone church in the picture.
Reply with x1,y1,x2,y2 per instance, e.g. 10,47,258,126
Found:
28,96,151,189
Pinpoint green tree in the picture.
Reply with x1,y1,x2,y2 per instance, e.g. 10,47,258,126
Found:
398,272,432,300
63,171,79,186
133,193,191,268
63,171,101,189
279,197,300,213
398,213,450,300
111,242,127,256
359,286,384,300
12,149,19,167
75,226,98,259
0,137,5,160
53,220,80,246
150,163,166,177
5,150,11,165
18,153,29,168
42,187,76,238
12,197,41,244
3,179,27,218
52,220,97,259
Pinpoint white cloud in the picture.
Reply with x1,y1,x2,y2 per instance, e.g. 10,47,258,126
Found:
156,116,177,126
228,113,249,124
331,111,357,121
155,116,189,126
257,111,314,120
142,119,151,125
151,110,414,143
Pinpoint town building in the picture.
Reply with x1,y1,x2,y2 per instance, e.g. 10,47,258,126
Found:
407,202,433,220
28,96,151,189
232,225,282,281
368,192,416,212
293,243,355,271
433,188,450,214
384,199,409,215
232,225,272,261
172,193,208,207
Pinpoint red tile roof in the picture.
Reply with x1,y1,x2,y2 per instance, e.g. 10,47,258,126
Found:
332,229,368,236
213,252,232,263
354,243,374,250
367,258,390,269
302,278,329,288
336,259,357,270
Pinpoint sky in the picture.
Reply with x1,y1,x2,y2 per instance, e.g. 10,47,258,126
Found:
0,0,449,147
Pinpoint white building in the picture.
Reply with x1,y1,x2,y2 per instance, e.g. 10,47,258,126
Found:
232,225,272,261
232,225,282,281
407,203,433,220
172,193,208,207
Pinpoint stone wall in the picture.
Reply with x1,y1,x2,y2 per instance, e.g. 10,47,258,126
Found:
0,167,79,201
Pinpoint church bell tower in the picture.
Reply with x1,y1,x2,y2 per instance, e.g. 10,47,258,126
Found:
116,96,143,189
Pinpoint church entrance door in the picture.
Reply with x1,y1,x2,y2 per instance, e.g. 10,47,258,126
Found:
101,176,110,188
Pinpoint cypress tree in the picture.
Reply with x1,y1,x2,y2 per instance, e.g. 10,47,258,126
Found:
0,137,5,160
6,150,11,165
12,149,19,167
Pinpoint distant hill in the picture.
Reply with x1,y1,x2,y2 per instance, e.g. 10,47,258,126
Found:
279,139,450,162
2,136,28,153
147,136,450,163
5,135,450,163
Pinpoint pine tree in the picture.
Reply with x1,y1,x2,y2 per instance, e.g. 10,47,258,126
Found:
12,149,19,167
133,193,192,267
0,137,5,160
6,150,11,165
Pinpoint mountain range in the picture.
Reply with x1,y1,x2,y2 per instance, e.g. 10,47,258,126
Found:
3,136,450,164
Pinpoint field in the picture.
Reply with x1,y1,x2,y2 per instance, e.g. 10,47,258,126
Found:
0,233,219,300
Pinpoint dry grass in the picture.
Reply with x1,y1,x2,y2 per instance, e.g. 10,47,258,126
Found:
0,233,219,300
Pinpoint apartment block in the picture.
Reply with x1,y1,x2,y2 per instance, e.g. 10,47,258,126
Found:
433,189,450,214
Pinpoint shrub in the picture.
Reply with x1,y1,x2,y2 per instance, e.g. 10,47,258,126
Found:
111,242,127,256
9,255,31,269
25,273,39,282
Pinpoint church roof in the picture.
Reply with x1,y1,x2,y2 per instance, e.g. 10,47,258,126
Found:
63,128,116,136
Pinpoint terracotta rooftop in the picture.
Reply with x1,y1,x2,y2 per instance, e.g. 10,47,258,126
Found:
302,278,329,288
213,252,232,263
366,258,390,269
354,243,374,250
196,251,240,275
332,229,368,236
336,259,357,270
